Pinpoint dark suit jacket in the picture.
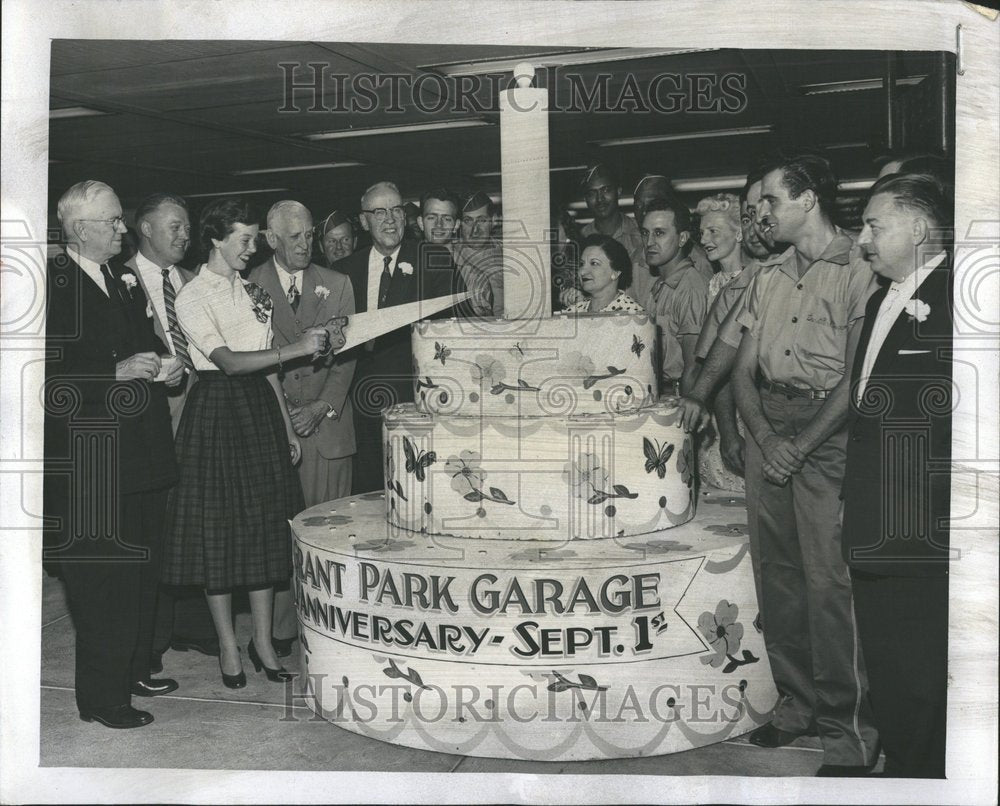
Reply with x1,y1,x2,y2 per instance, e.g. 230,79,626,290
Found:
333,240,461,409
841,255,953,576
117,253,198,433
248,258,357,458
44,253,178,558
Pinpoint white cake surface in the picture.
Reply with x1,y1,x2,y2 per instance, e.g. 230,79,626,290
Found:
383,400,695,540
412,312,658,417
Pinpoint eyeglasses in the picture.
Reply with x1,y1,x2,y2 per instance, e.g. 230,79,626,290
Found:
361,206,406,222
79,215,127,229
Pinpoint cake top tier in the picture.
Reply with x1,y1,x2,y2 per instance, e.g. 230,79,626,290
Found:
412,312,659,418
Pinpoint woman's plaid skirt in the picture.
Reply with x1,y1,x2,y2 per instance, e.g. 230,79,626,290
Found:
161,371,303,590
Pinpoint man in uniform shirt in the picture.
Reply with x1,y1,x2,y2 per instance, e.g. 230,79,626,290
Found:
453,191,503,318
639,196,709,397
633,174,714,283
580,164,650,302
731,152,879,775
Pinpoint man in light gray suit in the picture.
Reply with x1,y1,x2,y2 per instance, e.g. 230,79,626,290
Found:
120,192,219,672
251,199,356,655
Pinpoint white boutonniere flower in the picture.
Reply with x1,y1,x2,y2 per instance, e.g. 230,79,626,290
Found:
903,299,931,323
398,261,414,276
314,285,331,300
120,272,138,298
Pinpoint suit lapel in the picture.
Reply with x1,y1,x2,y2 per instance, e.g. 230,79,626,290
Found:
350,250,370,313
872,261,950,372
391,242,418,305
852,282,888,384
298,265,323,325
127,255,170,346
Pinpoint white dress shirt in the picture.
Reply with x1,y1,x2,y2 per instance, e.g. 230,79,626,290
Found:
174,267,272,371
134,250,183,352
367,245,402,313
273,256,305,301
856,251,945,402
66,246,109,297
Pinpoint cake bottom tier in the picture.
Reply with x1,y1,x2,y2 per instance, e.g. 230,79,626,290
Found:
291,490,777,760
383,400,696,541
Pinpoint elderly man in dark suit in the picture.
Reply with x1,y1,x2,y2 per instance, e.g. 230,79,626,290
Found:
843,173,954,778
118,191,219,676
333,181,461,494
249,199,356,655
45,180,180,728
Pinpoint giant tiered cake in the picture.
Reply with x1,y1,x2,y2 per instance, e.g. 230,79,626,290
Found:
385,313,695,540
290,69,776,760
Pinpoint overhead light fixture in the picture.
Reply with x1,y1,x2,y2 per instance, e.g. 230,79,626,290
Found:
800,75,927,95
592,125,773,148
825,142,871,150
472,164,587,178
838,179,876,192
425,48,717,76
232,162,364,176
185,187,290,198
49,106,110,119
304,119,492,141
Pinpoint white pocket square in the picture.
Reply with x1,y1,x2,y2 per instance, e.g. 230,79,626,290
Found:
897,349,930,355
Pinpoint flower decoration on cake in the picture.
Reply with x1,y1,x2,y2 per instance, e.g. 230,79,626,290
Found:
445,450,488,495
565,350,596,378
470,354,507,386
563,452,638,505
697,600,744,668
676,437,694,488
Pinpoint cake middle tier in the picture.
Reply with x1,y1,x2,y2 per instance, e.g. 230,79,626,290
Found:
384,401,695,540
412,312,658,417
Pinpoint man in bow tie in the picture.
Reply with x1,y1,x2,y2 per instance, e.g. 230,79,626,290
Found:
45,180,179,728
250,199,356,657
332,181,462,494
843,173,954,778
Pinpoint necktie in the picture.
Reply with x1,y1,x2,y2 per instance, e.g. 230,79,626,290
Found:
377,255,392,308
100,264,125,304
162,268,193,372
288,274,300,313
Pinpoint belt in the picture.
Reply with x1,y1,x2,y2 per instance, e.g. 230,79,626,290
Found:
758,378,831,400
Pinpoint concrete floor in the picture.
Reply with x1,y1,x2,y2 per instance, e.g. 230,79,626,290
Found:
39,572,861,776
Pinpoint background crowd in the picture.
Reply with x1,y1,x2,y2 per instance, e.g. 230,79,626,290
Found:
44,145,954,779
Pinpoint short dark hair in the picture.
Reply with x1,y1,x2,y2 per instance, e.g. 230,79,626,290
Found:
420,188,460,215
867,173,953,231
759,151,838,219
199,198,259,255
740,168,765,203
134,192,188,226
580,232,633,291
896,154,954,190
641,196,693,254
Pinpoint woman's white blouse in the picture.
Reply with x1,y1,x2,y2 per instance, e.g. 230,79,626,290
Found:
174,268,273,371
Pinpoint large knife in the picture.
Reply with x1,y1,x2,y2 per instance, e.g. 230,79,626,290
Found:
322,292,470,353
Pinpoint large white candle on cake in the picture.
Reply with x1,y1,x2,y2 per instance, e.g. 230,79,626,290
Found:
499,63,551,319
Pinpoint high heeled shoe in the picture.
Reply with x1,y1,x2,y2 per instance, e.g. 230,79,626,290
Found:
219,648,246,689
248,639,294,682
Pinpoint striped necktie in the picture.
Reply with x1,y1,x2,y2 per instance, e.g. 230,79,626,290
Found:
377,255,392,308
161,268,192,372
288,274,300,312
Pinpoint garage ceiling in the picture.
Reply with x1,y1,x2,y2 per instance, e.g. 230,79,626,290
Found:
48,42,951,225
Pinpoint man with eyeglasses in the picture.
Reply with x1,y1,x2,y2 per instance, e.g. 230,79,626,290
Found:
44,180,179,729
451,191,503,318
337,181,462,493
